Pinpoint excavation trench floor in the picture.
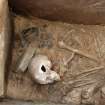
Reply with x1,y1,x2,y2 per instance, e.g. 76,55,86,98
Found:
0,99,68,105
6,14,105,105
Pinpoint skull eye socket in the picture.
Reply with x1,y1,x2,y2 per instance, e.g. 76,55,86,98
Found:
41,65,46,72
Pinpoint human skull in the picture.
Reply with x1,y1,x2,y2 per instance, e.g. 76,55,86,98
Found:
28,55,60,84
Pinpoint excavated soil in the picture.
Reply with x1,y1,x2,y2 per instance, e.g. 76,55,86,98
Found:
6,14,105,105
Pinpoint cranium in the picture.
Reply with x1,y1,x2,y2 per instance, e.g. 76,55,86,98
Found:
28,55,60,84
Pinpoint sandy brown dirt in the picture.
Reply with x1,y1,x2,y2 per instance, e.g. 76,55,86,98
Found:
6,14,105,105
0,99,68,105
8,0,105,25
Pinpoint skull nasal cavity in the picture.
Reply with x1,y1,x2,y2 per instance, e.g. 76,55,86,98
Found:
41,65,46,72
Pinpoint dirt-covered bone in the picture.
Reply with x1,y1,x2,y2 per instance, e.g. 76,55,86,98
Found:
28,55,60,84
58,41,98,62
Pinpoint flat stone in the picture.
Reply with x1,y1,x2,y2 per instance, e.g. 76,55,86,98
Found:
0,0,11,97
15,43,36,72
